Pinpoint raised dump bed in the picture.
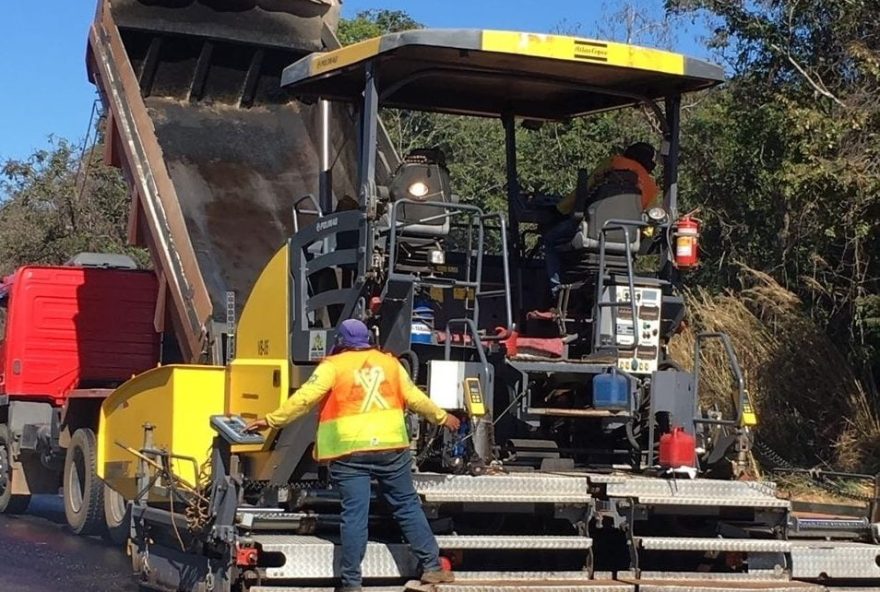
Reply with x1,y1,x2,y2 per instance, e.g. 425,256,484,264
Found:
87,0,396,363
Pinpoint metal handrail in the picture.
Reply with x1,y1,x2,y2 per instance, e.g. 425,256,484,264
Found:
443,318,490,367
479,212,513,333
387,199,513,334
387,199,486,269
692,332,746,427
292,193,323,234
592,218,647,353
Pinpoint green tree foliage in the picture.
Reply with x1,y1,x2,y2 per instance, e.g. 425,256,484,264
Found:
337,9,421,45
416,111,656,215
668,0,880,385
0,132,144,275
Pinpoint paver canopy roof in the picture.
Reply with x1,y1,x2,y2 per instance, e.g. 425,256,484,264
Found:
283,29,725,119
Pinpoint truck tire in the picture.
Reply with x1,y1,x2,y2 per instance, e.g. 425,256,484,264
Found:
0,424,30,514
63,428,105,535
103,484,130,546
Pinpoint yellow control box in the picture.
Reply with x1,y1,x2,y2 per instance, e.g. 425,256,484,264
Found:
463,377,487,417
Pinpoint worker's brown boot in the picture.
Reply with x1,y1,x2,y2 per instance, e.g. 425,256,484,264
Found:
421,569,455,584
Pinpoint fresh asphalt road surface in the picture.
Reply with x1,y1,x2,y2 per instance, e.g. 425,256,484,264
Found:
0,495,138,592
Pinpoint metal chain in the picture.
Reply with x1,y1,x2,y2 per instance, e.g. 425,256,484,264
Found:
243,479,276,494
753,438,875,503
185,453,214,533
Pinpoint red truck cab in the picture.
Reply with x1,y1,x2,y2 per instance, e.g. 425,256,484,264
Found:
0,263,159,403
0,254,159,529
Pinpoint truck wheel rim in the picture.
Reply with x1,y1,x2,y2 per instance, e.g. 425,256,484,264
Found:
67,447,86,513
107,489,126,525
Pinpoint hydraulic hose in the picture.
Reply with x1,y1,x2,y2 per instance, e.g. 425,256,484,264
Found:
398,349,420,383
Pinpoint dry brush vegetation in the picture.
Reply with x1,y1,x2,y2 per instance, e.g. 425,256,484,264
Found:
670,266,880,476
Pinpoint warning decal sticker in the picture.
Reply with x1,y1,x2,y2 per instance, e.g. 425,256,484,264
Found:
309,330,328,361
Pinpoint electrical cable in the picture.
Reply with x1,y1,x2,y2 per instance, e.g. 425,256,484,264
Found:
185,445,215,533
72,99,98,192
73,98,101,209
454,390,526,448
753,437,875,503
167,478,187,551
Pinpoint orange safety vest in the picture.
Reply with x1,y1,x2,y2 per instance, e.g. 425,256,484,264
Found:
315,349,409,461
556,155,660,215
594,155,659,209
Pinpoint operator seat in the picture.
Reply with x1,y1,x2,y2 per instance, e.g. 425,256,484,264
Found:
388,148,455,235
557,170,643,281
385,149,456,272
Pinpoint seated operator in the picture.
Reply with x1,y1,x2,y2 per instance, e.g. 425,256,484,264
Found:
544,142,660,294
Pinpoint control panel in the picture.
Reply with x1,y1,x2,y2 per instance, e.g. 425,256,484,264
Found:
428,360,490,416
210,415,266,445
463,377,487,417
599,285,663,375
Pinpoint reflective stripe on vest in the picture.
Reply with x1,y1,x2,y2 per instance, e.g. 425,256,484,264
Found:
315,349,408,461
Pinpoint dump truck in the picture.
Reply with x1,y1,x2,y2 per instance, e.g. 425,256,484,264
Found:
0,0,397,541
0,254,158,540
70,0,403,541
2,0,385,542
86,2,880,589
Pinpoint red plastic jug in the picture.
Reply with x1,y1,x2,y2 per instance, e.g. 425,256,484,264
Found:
659,427,696,468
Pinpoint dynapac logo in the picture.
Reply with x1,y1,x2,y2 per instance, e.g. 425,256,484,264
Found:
316,217,339,232
316,55,339,69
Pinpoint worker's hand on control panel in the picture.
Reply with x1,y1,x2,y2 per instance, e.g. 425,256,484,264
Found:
442,414,461,432
243,418,269,433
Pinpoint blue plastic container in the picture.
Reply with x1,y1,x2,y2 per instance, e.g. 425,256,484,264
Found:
593,369,629,409
411,306,435,344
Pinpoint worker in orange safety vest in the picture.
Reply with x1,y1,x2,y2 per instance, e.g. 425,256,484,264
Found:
245,319,460,592
556,141,659,215
545,142,660,293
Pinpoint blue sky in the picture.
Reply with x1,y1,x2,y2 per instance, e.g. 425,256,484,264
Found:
0,1,710,164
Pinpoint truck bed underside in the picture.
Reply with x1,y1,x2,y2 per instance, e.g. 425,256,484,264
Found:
90,0,363,361
147,98,357,321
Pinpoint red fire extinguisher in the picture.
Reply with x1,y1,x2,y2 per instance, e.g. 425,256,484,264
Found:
673,211,701,270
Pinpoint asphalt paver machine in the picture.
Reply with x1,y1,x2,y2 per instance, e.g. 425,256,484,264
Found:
98,29,880,592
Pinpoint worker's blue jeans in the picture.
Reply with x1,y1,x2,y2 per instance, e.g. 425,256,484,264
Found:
544,217,580,291
329,449,441,588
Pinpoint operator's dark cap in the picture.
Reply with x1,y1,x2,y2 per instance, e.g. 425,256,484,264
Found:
624,142,656,172
337,319,371,350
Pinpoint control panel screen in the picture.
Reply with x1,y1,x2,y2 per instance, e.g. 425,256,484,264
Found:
210,415,266,445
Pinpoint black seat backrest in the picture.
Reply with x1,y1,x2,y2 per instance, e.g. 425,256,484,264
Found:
585,191,643,246
395,163,452,232
583,169,643,246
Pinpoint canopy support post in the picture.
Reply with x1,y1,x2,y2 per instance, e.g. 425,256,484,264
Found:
503,112,522,325
663,95,681,219
358,62,379,220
